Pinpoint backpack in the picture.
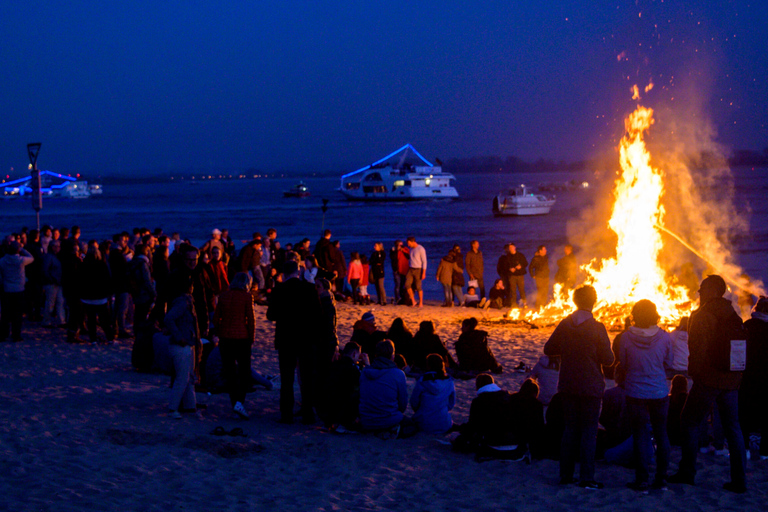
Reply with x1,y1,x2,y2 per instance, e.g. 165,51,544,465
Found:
710,311,748,372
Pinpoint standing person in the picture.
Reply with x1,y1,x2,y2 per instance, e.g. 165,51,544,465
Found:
128,244,156,330
497,243,527,307
466,240,485,298
451,245,465,306
314,229,334,275
267,260,323,424
331,240,347,295
436,249,456,307
389,240,405,305
109,233,132,338
369,242,387,306
740,296,768,461
404,236,427,308
61,242,84,343
200,228,225,260
213,272,255,419
0,242,35,341
347,252,364,304
164,275,200,419
79,244,116,343
669,275,748,494
41,240,66,328
555,244,577,296
543,285,614,489
618,300,674,492
23,229,44,322
529,245,550,308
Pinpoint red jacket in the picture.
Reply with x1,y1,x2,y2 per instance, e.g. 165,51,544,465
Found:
214,289,255,342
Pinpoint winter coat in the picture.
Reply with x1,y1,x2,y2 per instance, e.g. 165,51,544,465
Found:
455,329,500,374
688,297,743,390
618,326,674,399
41,252,63,286
164,294,200,347
410,372,455,433
359,357,408,430
79,255,113,300
544,310,614,398
465,250,484,279
0,251,34,293
528,254,549,280
436,256,455,285
369,250,387,280
213,288,255,342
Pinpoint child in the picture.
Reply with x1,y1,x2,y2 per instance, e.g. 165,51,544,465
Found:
359,254,371,305
462,286,484,308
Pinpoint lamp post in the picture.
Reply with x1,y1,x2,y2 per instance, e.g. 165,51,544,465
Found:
27,142,42,230
321,198,329,234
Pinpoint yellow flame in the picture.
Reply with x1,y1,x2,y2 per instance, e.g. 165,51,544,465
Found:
631,85,641,100
503,104,692,328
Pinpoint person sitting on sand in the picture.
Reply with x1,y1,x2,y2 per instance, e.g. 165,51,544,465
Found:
487,279,506,309
410,354,456,434
387,317,415,366
318,341,369,432
530,354,559,405
454,317,503,375
412,320,458,373
462,286,483,308
509,379,546,459
359,340,417,438
350,311,386,358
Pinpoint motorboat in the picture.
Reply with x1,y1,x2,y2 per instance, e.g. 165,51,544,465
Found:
492,184,555,216
2,170,92,199
340,144,458,200
283,182,310,198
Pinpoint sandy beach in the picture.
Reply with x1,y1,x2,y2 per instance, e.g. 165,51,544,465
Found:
1,301,765,512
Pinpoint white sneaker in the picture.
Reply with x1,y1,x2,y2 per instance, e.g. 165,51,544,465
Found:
233,401,249,419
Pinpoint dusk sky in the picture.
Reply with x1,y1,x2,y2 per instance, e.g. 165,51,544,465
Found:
1,1,766,176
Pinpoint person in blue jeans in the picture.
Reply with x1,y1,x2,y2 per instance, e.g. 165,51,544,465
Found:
544,285,614,489
669,275,748,494
618,300,674,491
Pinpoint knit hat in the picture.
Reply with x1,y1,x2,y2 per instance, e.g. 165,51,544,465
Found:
362,311,375,323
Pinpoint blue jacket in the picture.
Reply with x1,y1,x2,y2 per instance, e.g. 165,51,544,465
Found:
410,372,455,433
359,357,408,430
618,326,673,399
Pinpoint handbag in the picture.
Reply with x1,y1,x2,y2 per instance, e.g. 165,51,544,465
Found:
468,279,479,289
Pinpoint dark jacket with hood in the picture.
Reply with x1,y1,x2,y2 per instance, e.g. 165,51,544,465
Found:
359,357,408,430
688,297,743,390
544,310,614,398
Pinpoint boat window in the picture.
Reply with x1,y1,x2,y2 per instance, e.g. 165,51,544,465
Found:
363,185,388,193
363,173,383,182
345,182,360,190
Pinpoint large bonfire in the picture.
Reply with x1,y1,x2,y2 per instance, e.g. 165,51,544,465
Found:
507,104,694,328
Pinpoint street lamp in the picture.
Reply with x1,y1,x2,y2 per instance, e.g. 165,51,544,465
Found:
27,142,42,230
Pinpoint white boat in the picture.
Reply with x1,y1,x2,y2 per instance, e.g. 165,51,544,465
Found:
88,183,104,196
340,144,458,200
58,181,91,198
492,185,555,216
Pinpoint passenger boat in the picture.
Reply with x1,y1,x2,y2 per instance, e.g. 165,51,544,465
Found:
283,182,310,198
340,144,458,200
492,185,555,216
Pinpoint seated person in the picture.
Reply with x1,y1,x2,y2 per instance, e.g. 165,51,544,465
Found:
530,354,559,405
359,340,417,438
454,317,503,374
350,311,387,357
412,320,458,372
318,341,368,432
410,354,456,434
387,317,415,365
462,286,483,308
509,379,546,459
487,279,506,309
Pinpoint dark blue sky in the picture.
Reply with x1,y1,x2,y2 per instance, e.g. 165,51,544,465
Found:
1,0,766,176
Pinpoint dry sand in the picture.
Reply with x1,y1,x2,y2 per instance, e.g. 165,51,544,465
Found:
1,301,765,511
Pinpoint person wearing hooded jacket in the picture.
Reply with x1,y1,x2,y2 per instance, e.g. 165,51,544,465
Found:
670,275,748,494
410,354,455,434
618,299,674,492
543,285,614,490
740,296,768,460
359,340,411,434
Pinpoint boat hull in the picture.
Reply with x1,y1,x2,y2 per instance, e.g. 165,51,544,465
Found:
340,187,458,201
492,195,555,216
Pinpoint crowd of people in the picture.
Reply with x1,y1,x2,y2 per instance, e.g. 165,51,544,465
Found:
1,224,766,495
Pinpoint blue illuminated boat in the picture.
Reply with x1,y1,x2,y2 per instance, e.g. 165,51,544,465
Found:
340,144,458,200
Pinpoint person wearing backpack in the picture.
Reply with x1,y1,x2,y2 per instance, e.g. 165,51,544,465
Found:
669,275,748,494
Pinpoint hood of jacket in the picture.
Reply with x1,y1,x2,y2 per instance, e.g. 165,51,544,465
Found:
625,325,662,349
570,309,594,326
362,357,398,380
417,372,454,395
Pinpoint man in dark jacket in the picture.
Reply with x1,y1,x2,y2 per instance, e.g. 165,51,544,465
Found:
369,242,387,306
109,233,132,337
554,244,577,296
496,243,528,307
267,260,323,424
528,245,549,308
128,244,156,330
670,275,747,493
465,240,485,298
314,230,335,275
544,285,614,489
